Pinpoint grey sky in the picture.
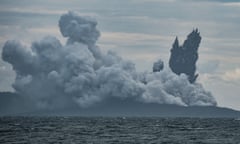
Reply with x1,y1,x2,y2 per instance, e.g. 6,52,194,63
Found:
0,0,239,110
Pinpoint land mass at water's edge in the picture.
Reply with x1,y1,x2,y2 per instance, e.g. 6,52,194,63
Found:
0,92,239,118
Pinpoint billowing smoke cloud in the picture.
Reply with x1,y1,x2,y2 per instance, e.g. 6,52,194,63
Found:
1,11,217,110
59,11,100,46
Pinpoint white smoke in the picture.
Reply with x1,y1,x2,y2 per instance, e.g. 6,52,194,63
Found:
1,11,217,110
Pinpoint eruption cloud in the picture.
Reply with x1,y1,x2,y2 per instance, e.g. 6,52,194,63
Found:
1,11,217,110
169,29,201,83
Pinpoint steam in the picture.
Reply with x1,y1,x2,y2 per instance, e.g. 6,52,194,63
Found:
1,11,217,110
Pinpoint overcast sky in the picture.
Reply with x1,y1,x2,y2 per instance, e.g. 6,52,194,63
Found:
0,0,240,110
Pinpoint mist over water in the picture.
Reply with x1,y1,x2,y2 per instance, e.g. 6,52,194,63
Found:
1,11,217,111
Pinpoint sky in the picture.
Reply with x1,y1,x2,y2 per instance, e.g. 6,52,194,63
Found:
0,0,239,110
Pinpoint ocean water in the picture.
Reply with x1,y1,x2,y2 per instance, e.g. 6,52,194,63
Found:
0,117,240,144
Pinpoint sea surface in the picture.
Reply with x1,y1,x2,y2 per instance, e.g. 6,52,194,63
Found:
0,117,240,144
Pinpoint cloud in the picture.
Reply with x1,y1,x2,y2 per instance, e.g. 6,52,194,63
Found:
198,70,240,111
131,0,176,3
182,0,240,3
221,2,240,7
200,67,240,83
100,32,171,45
222,68,240,81
198,60,220,74
0,7,66,15
208,0,240,3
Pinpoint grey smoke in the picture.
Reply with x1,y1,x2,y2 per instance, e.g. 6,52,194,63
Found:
1,11,217,110
153,59,164,72
59,11,100,46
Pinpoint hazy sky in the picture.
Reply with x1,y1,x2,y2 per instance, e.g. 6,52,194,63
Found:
0,0,239,110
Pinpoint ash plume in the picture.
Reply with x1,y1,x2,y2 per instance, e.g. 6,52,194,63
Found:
169,29,201,83
1,11,217,111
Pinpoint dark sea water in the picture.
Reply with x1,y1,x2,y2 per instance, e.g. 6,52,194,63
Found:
0,117,240,144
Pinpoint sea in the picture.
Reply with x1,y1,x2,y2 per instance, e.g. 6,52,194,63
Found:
0,117,240,144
